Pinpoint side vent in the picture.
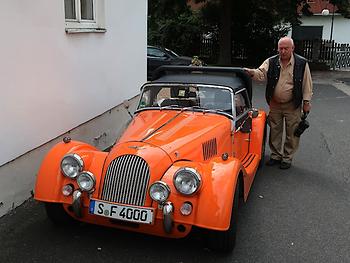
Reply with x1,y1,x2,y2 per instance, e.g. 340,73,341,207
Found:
202,138,218,160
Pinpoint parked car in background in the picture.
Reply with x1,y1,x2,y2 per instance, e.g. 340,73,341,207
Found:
147,46,193,79
34,66,266,252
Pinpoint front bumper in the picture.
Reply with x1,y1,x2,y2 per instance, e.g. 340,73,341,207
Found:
68,194,188,238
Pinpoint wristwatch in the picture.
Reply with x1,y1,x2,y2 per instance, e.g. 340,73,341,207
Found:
303,100,310,104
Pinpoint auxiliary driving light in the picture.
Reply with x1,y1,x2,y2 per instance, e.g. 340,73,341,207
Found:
149,181,170,203
77,171,96,192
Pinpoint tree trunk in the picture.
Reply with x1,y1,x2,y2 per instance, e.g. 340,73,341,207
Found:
218,0,232,65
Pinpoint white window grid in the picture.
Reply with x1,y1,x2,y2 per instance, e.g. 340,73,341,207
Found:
65,0,106,32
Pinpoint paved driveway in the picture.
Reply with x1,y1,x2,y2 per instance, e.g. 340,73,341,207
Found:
1,70,349,263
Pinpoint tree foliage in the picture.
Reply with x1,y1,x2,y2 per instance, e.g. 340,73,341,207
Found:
330,0,350,18
148,0,350,66
148,0,203,56
198,0,313,65
198,0,350,65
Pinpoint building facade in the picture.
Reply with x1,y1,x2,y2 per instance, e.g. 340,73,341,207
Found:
0,0,147,217
293,0,350,43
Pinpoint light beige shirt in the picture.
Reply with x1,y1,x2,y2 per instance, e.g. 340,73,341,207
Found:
251,55,313,103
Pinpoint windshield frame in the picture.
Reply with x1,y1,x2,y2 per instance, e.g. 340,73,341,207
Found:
135,83,236,119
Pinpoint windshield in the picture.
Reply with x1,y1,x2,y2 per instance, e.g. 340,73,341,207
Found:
138,84,233,115
164,48,179,57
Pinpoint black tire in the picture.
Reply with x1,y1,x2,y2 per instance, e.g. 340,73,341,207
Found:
45,203,76,226
206,179,241,252
258,123,267,169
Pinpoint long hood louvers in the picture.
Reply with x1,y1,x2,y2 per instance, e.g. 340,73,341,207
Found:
202,138,218,161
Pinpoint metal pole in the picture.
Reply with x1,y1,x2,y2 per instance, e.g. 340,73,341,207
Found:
330,4,335,41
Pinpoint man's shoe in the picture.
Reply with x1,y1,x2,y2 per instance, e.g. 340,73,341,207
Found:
279,162,291,169
265,158,281,166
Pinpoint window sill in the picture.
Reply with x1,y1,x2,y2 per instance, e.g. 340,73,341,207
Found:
65,28,107,34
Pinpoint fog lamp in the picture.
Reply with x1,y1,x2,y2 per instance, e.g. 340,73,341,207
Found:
62,184,74,196
180,202,193,216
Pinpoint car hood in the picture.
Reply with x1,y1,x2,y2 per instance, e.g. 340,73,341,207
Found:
117,110,232,162
175,56,193,63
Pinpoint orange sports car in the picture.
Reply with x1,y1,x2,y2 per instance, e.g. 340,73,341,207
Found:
34,66,266,252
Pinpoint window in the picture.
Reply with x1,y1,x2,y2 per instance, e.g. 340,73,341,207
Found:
234,93,248,116
147,48,167,58
64,0,106,33
292,26,322,41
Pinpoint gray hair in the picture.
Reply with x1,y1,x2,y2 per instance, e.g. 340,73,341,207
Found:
278,37,294,47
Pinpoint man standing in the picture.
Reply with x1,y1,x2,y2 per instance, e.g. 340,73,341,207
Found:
245,37,313,169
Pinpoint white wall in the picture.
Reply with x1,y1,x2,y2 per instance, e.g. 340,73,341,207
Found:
0,0,147,217
0,96,139,217
0,0,147,166
300,14,350,44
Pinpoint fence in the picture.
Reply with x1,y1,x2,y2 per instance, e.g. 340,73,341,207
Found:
295,39,350,69
200,36,249,64
200,36,219,63
201,36,350,69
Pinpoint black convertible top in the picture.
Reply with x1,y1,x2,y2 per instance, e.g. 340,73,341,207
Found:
151,66,253,101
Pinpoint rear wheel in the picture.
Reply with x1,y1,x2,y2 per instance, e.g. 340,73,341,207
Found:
45,203,76,226
206,179,241,252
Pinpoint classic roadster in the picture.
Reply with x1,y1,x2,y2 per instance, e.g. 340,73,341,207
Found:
34,66,266,252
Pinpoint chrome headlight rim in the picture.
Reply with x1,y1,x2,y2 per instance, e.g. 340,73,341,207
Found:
173,167,201,195
60,153,84,179
149,181,171,203
77,171,96,192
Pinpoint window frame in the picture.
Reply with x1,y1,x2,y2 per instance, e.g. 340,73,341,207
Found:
234,88,252,133
65,0,106,33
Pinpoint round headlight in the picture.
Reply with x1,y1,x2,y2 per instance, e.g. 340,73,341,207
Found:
60,154,84,178
174,167,201,195
149,181,170,203
77,171,96,192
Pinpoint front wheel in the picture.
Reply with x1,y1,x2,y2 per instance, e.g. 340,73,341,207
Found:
45,203,76,226
205,179,241,252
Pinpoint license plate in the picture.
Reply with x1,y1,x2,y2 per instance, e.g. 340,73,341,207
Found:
89,199,154,224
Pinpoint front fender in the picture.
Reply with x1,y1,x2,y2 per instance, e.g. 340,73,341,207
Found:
34,140,107,203
195,157,241,230
160,157,241,231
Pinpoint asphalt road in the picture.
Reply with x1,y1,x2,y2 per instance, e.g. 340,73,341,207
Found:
1,73,350,263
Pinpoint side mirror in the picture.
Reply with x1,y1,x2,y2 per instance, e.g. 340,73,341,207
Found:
248,108,259,118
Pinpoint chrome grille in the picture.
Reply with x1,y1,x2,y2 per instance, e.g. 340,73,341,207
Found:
202,138,218,160
101,155,150,206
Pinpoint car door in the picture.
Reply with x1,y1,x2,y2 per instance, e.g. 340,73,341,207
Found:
232,91,251,161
